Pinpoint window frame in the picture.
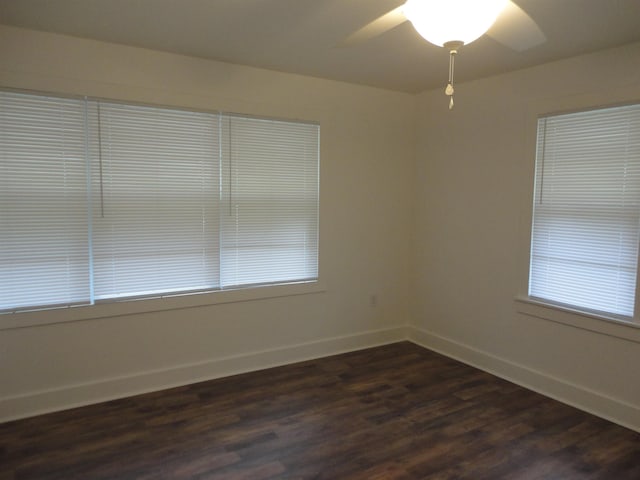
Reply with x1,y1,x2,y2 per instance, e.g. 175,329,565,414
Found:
517,94,640,343
0,88,324,329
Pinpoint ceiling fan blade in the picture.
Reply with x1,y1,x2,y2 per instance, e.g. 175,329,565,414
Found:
487,1,545,52
339,6,407,47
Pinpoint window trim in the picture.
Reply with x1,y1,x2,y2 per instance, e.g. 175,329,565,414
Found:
517,90,640,341
515,295,640,344
0,280,326,331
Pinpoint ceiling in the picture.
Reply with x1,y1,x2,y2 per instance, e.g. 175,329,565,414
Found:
1,0,640,93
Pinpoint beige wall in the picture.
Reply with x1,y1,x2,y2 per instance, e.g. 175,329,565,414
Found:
412,42,640,430
0,25,415,420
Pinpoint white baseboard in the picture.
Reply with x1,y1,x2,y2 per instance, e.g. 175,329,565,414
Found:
407,325,640,433
0,326,406,423
5,324,638,433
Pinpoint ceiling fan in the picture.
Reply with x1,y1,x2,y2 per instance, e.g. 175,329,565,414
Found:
342,0,545,109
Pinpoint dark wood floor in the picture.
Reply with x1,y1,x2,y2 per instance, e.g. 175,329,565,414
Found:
1,342,639,480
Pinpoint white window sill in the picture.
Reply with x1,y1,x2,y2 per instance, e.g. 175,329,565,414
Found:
0,281,326,331
515,296,640,344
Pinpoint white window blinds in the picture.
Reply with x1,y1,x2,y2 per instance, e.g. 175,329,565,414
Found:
0,89,320,313
220,115,319,287
0,91,91,311
88,101,220,299
529,104,640,317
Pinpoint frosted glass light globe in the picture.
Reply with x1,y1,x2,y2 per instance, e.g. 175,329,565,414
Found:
403,0,508,47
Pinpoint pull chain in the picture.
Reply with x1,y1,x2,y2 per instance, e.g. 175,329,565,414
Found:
442,41,463,110
445,47,457,110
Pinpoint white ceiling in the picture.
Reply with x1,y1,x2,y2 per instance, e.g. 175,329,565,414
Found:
1,0,640,93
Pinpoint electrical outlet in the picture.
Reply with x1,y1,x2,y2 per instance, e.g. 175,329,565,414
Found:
369,294,378,307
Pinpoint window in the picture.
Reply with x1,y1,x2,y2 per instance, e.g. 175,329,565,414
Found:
220,115,319,287
0,90,319,313
0,92,91,311
89,102,221,300
528,104,640,319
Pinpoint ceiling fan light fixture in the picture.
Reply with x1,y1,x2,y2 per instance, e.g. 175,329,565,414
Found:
403,0,508,47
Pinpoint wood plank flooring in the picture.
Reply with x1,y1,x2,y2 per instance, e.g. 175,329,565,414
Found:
1,342,639,479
